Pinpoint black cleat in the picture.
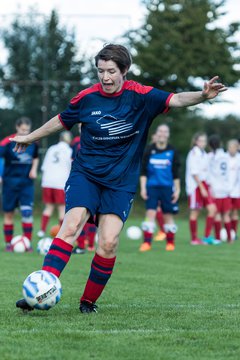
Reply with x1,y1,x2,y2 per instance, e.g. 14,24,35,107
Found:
16,298,34,313
73,247,86,255
79,300,98,314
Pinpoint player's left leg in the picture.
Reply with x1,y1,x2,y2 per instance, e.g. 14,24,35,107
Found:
3,212,14,251
163,214,178,251
80,214,123,313
20,183,34,247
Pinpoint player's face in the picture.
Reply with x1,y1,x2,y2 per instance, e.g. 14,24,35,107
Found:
196,136,207,150
228,142,238,156
16,124,31,136
97,60,126,94
155,126,170,144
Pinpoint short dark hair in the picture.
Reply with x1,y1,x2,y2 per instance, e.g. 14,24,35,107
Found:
16,116,32,127
208,134,221,151
95,44,132,74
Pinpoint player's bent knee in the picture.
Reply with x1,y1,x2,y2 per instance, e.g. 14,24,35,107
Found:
164,223,178,234
141,220,156,234
20,205,33,223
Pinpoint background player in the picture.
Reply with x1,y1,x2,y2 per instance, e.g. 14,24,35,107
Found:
139,124,180,251
37,131,73,238
11,44,227,313
227,139,240,239
185,132,216,245
208,134,231,243
0,117,39,251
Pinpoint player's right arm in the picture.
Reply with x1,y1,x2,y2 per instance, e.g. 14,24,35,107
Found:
192,175,208,198
140,176,148,200
9,115,63,153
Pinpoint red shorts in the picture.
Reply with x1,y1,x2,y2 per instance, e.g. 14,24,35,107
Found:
214,197,232,213
42,187,65,205
188,182,214,210
230,198,240,210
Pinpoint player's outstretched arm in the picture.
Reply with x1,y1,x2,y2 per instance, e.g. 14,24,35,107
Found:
9,115,64,153
169,76,228,108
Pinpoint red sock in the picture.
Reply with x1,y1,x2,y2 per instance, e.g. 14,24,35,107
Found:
205,216,214,237
224,222,232,242
3,224,14,243
156,210,164,232
76,228,86,249
166,231,174,245
189,219,197,240
87,224,96,248
231,219,238,233
42,238,73,277
214,221,221,240
143,230,153,244
22,222,32,241
41,214,50,232
81,253,116,303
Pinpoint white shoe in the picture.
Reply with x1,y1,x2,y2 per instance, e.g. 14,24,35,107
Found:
37,230,45,238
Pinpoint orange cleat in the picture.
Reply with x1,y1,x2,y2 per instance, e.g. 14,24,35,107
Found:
154,230,166,242
139,242,152,252
166,243,175,251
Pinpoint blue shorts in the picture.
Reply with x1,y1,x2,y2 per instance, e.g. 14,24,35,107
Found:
146,186,179,214
65,171,135,224
2,179,34,212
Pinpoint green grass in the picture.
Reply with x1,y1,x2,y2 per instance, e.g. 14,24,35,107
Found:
1,215,240,360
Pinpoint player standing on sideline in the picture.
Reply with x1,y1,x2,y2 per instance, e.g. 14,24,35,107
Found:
139,124,180,252
208,135,231,243
185,132,216,245
11,44,227,313
227,139,240,239
0,117,39,251
37,131,73,238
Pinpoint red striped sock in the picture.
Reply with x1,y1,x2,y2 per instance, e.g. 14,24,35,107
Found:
166,231,175,245
3,224,14,243
42,238,73,277
87,224,96,248
143,230,153,244
81,253,116,303
76,228,86,249
22,222,33,241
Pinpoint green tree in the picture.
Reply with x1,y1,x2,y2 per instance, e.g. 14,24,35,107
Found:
128,0,240,92
0,10,84,133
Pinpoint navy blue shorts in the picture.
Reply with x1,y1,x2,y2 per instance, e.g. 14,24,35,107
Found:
65,171,135,224
146,186,179,214
2,180,34,212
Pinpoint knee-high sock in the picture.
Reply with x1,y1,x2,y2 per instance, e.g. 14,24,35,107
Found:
214,221,221,240
87,224,96,247
156,210,164,232
231,219,238,233
76,228,86,249
166,231,175,245
4,224,14,244
22,222,33,241
143,230,153,244
42,238,73,277
224,222,232,242
81,253,116,303
189,219,197,240
204,216,214,237
41,214,50,232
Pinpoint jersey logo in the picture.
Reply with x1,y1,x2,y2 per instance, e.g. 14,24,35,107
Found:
91,111,102,115
96,115,133,136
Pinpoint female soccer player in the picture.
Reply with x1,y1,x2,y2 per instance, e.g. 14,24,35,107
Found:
12,44,227,313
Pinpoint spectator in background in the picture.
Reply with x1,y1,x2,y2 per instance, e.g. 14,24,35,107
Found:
0,117,39,251
226,139,240,240
185,132,216,245
37,131,72,238
208,134,231,243
139,124,180,252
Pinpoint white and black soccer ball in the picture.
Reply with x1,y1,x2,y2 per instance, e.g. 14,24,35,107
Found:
37,237,52,255
126,226,142,240
11,235,31,253
220,228,227,242
23,270,62,310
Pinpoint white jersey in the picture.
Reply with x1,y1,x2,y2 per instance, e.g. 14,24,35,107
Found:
185,146,209,195
41,141,72,189
207,148,230,198
227,152,240,198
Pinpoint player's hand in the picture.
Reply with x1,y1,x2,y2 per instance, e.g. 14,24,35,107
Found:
202,76,227,100
29,169,37,179
140,188,148,200
172,189,180,203
200,185,208,198
9,135,32,153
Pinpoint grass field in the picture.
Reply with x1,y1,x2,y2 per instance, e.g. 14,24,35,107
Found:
1,214,240,360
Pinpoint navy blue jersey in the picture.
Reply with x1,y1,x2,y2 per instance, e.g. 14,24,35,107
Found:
141,143,180,187
0,134,39,183
59,80,173,192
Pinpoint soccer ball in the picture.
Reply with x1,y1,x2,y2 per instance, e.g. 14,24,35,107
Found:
11,235,31,253
126,226,142,240
220,228,227,242
37,237,52,255
50,224,61,237
23,270,62,310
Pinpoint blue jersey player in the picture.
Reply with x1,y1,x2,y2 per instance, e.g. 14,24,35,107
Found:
0,117,39,251
11,44,227,313
140,124,180,252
